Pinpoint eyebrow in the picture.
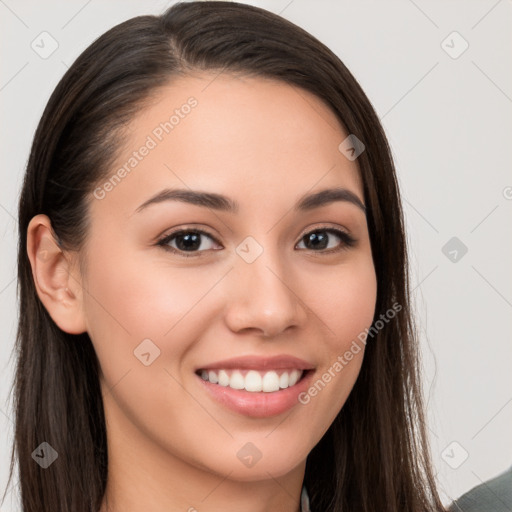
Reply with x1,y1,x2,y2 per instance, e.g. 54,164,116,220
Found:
134,187,366,215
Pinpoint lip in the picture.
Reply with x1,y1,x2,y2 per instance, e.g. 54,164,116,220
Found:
196,367,316,419
195,354,315,372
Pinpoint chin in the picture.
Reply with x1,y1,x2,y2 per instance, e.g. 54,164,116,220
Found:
198,443,308,482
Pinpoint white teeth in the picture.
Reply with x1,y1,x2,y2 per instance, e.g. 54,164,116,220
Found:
288,369,301,386
230,371,245,390
262,371,280,392
218,370,230,387
245,370,262,392
199,368,304,392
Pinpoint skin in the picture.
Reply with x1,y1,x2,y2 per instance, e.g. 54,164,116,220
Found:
27,73,377,512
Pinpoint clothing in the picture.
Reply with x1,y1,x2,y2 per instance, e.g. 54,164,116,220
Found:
448,465,512,512
301,485,311,512
302,466,512,511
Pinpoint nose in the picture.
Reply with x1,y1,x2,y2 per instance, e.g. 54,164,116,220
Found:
224,247,308,338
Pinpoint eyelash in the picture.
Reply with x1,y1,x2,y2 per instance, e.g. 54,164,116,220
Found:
156,225,357,258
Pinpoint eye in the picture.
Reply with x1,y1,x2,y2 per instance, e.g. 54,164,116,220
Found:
157,225,357,258
157,228,221,257
296,226,356,253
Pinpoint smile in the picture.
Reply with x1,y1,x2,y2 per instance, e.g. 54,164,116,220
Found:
197,368,304,392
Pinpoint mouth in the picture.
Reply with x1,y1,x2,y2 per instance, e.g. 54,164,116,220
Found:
194,354,316,418
195,368,311,392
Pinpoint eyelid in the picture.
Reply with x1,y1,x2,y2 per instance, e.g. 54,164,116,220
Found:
297,223,351,240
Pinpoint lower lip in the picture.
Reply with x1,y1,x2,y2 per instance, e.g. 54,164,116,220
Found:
196,370,315,418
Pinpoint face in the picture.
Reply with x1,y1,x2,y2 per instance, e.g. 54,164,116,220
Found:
77,73,377,482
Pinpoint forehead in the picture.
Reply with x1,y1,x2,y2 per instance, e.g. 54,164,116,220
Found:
90,72,364,217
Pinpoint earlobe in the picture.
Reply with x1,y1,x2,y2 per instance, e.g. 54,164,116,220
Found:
26,214,87,335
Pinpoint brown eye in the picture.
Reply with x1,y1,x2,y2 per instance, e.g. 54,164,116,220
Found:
296,228,356,253
157,229,220,257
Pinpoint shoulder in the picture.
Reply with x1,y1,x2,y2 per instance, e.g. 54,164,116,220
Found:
448,465,512,512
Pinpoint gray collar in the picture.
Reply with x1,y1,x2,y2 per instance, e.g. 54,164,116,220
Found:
301,486,311,512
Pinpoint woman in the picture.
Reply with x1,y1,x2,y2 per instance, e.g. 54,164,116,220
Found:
6,1,446,511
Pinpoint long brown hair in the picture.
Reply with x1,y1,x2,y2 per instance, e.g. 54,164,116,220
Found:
5,2,445,511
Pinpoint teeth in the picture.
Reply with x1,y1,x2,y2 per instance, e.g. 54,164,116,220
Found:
289,369,301,386
199,369,304,392
230,371,245,390
262,371,280,392
218,370,230,387
245,370,262,392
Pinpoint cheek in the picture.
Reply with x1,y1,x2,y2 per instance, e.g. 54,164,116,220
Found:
311,255,377,352
81,250,217,440
333,272,377,347
81,246,210,387
297,255,377,423
83,247,213,340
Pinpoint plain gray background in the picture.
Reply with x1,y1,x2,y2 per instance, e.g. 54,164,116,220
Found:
1,0,511,509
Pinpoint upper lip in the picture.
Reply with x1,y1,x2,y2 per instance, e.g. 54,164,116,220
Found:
196,354,315,371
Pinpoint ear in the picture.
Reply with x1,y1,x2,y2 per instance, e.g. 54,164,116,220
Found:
26,214,87,334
